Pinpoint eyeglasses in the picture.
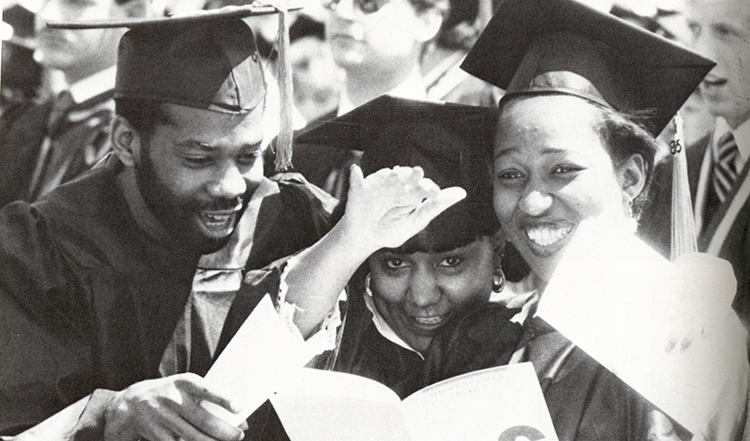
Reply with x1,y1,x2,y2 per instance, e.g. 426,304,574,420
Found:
323,0,392,14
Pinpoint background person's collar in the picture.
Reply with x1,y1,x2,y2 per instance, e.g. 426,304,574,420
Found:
69,65,117,104
713,116,750,164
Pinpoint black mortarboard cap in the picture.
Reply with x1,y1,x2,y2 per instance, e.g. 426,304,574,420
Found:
296,95,500,250
46,5,300,114
461,0,715,136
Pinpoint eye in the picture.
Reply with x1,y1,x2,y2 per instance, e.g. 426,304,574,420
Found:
385,258,408,269
712,23,738,40
182,155,213,168
357,0,388,13
551,164,582,175
687,22,701,38
438,256,463,268
495,168,525,181
237,150,261,166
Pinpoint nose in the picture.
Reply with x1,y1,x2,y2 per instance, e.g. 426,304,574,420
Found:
207,163,247,199
691,32,714,60
519,190,553,216
407,266,441,308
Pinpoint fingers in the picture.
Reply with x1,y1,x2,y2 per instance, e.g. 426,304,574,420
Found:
347,164,364,196
104,374,244,441
340,165,468,251
172,375,244,440
364,166,437,204
176,374,240,414
413,186,467,225
171,399,244,441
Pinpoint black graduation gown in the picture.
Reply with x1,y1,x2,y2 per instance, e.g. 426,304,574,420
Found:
424,304,692,441
0,158,333,436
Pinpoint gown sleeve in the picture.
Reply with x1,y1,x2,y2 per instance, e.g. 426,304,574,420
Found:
0,202,95,436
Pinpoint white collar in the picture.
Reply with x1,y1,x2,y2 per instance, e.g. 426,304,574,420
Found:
712,117,750,164
362,284,424,358
69,65,116,104
337,69,428,117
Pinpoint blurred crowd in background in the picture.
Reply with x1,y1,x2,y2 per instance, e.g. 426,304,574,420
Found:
1,0,715,152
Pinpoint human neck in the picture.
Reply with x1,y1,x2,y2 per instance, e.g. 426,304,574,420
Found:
723,111,750,131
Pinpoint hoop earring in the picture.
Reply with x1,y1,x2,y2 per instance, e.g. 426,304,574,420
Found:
492,267,505,293
364,273,373,297
625,198,638,234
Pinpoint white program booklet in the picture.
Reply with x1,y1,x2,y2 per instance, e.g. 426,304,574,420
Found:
271,362,559,441
201,294,315,426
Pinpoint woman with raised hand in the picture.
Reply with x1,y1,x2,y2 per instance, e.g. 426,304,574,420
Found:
256,96,524,398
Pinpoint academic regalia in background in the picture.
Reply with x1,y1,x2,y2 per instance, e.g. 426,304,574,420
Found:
640,125,750,331
0,70,115,208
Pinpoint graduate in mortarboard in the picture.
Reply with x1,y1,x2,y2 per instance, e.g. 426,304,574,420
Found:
426,0,748,439
0,5,341,440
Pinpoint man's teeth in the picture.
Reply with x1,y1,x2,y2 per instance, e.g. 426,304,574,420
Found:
526,225,572,247
413,316,444,325
202,213,231,224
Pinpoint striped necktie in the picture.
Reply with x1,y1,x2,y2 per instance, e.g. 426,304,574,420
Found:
712,132,739,203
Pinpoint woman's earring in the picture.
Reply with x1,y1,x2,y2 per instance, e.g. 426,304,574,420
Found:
492,267,506,293
625,198,638,233
364,273,373,297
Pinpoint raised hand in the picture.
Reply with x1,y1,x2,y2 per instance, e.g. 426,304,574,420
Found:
103,373,244,441
341,165,466,254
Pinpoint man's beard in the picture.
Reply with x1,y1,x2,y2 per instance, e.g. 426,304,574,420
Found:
134,144,245,254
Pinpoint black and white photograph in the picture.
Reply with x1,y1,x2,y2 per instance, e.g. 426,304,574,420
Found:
0,0,748,439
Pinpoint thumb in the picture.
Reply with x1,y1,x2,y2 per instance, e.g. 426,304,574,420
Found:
412,187,467,226
347,164,365,199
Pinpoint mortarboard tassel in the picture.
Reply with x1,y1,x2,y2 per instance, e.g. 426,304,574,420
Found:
669,112,698,260
271,1,294,172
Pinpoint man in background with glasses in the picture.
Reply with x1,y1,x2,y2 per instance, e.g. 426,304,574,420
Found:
280,0,448,200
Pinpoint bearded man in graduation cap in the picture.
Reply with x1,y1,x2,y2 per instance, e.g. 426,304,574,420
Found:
0,7,338,440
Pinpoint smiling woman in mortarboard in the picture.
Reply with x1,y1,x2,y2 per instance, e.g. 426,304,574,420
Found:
425,0,748,439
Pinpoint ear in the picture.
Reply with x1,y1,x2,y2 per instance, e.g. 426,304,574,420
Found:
616,153,647,204
111,115,141,167
414,7,444,44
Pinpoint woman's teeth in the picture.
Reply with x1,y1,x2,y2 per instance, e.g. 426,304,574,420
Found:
526,225,572,247
413,316,445,326
200,212,233,227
